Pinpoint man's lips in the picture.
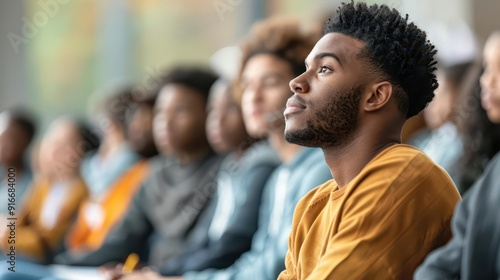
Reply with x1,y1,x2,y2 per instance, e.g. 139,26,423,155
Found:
284,96,307,116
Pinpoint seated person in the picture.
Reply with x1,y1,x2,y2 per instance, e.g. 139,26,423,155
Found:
156,79,280,275
410,61,473,186
0,117,97,263
415,30,500,280
278,3,460,279
56,66,223,268
453,69,500,194
62,91,158,254
0,109,36,214
80,88,142,205
116,17,332,280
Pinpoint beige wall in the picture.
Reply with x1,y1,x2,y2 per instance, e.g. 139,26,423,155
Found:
472,0,500,42
0,0,29,111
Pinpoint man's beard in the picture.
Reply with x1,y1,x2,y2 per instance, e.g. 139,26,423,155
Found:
284,86,363,148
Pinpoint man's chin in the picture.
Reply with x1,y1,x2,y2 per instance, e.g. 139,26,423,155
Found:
284,129,318,147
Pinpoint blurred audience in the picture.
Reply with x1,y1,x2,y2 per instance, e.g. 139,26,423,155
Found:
61,90,158,255
0,117,97,263
80,88,141,202
454,70,500,194
0,110,36,213
410,62,473,184
156,79,280,276
57,66,222,268
415,30,500,280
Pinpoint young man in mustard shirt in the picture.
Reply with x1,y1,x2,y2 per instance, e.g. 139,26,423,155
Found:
279,2,460,279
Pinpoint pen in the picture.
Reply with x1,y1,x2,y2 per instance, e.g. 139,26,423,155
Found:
122,253,139,274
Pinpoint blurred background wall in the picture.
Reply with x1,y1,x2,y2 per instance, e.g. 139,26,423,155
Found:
1,0,499,130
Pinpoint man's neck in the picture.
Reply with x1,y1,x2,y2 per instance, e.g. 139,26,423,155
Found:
323,129,400,188
268,130,303,164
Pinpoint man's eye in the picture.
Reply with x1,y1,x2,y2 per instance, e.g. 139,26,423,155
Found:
319,66,331,74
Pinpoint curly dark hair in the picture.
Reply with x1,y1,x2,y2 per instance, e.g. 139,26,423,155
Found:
325,2,438,119
240,17,321,79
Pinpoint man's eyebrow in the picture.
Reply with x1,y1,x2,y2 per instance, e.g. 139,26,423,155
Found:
313,52,343,67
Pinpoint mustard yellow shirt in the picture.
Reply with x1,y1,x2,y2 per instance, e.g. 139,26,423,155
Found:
279,144,460,280
1,177,88,262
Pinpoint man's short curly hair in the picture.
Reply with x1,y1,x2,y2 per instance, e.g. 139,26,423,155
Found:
239,17,321,80
325,2,438,119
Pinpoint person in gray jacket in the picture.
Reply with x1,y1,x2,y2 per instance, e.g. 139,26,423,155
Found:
415,31,500,280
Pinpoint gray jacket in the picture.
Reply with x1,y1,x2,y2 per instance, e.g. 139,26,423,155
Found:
56,153,223,267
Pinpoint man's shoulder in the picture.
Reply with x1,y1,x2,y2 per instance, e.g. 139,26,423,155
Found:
374,144,427,164
367,144,447,178
354,144,457,195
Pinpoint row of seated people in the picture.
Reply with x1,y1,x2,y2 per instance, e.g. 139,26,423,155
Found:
0,88,157,262
0,3,499,279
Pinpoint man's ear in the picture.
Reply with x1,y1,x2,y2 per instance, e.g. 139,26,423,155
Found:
363,81,393,112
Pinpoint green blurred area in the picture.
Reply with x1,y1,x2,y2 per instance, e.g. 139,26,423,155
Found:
4,0,494,134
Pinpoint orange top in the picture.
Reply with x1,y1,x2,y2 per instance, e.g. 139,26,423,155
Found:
279,145,460,280
1,177,88,262
66,160,149,252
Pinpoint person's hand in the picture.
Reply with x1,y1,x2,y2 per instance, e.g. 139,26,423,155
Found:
120,267,171,280
99,262,124,280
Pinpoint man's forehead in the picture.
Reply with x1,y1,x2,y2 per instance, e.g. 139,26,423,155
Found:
308,33,365,62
